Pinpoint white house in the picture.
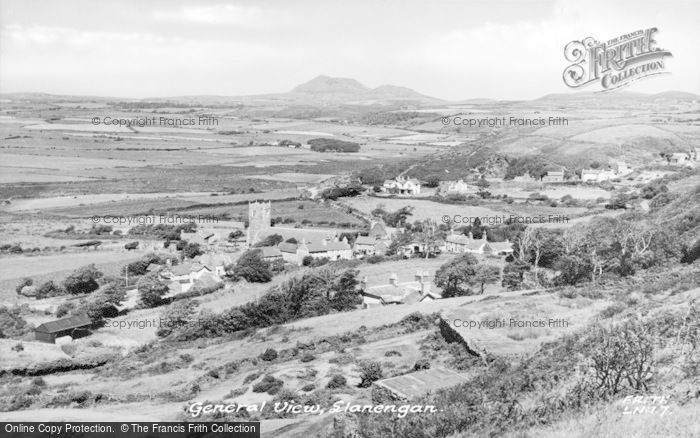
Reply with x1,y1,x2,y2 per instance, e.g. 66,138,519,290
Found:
444,233,513,256
382,176,421,196
581,169,617,183
439,179,470,195
161,262,220,293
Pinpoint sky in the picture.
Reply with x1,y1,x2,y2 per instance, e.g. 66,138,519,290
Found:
1,0,699,100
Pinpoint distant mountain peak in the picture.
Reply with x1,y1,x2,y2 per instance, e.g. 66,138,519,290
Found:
292,75,370,94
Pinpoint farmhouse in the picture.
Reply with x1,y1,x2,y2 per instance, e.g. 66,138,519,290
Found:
541,171,565,183
668,152,692,166
513,172,536,182
278,237,352,265
382,176,421,196
360,271,440,308
581,168,617,183
353,235,389,257
445,233,512,256
161,262,220,293
258,246,283,262
439,179,470,195
197,252,235,277
35,314,92,344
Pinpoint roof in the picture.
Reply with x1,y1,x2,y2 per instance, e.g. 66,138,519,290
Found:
489,241,513,253
35,314,92,333
198,253,234,268
354,235,378,246
258,227,338,246
277,242,298,253
302,239,351,253
365,281,424,304
369,222,389,239
446,234,490,251
169,262,210,276
258,247,282,258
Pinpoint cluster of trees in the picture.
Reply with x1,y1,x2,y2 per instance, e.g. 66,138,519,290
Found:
320,182,365,200
169,267,361,340
434,254,501,297
308,138,360,153
226,249,285,283
503,216,682,288
127,222,196,241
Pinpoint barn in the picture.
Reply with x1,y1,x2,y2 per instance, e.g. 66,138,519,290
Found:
34,314,93,344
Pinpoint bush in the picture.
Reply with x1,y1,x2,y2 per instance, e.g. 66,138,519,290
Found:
384,350,402,357
358,360,383,387
252,375,284,395
15,278,33,295
243,372,262,384
63,264,103,295
327,374,347,389
301,383,316,392
260,348,278,362
413,359,431,371
300,353,316,363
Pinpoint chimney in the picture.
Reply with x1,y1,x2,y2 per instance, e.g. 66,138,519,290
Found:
389,273,398,287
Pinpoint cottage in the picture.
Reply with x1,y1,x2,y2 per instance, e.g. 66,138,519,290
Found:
35,314,92,344
513,172,536,182
278,237,352,265
197,253,235,277
360,271,440,308
382,176,421,196
444,233,512,256
161,262,219,293
541,171,565,183
439,179,470,195
581,169,617,183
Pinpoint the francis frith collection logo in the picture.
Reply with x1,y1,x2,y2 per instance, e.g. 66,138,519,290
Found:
563,28,672,91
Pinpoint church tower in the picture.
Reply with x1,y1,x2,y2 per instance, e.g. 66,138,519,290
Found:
246,201,271,246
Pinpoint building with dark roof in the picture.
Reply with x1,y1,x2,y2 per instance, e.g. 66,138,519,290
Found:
34,314,92,344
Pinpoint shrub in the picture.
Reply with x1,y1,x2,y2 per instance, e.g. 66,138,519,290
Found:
260,348,278,361
63,264,103,295
252,375,284,395
384,350,402,357
327,374,347,389
300,353,316,363
15,278,33,294
301,383,316,392
413,359,431,371
358,360,383,388
12,342,24,352
243,372,262,384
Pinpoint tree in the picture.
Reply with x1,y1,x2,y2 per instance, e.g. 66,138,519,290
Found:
434,254,479,297
63,264,103,295
254,234,283,248
358,360,383,388
475,177,491,199
231,250,272,283
36,280,65,298
15,278,33,295
416,219,442,259
472,265,500,294
182,242,203,259
501,260,530,290
137,274,169,308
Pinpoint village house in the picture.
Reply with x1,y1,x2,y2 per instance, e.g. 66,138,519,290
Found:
445,233,513,256
278,236,352,265
668,152,693,167
382,176,421,196
353,219,395,257
513,172,536,182
353,235,389,257
360,271,440,308
34,314,92,344
196,252,235,277
161,261,221,293
258,246,283,262
541,170,565,183
581,168,617,183
439,179,470,195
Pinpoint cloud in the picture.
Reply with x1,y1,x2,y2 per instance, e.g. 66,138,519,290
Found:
152,4,266,26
